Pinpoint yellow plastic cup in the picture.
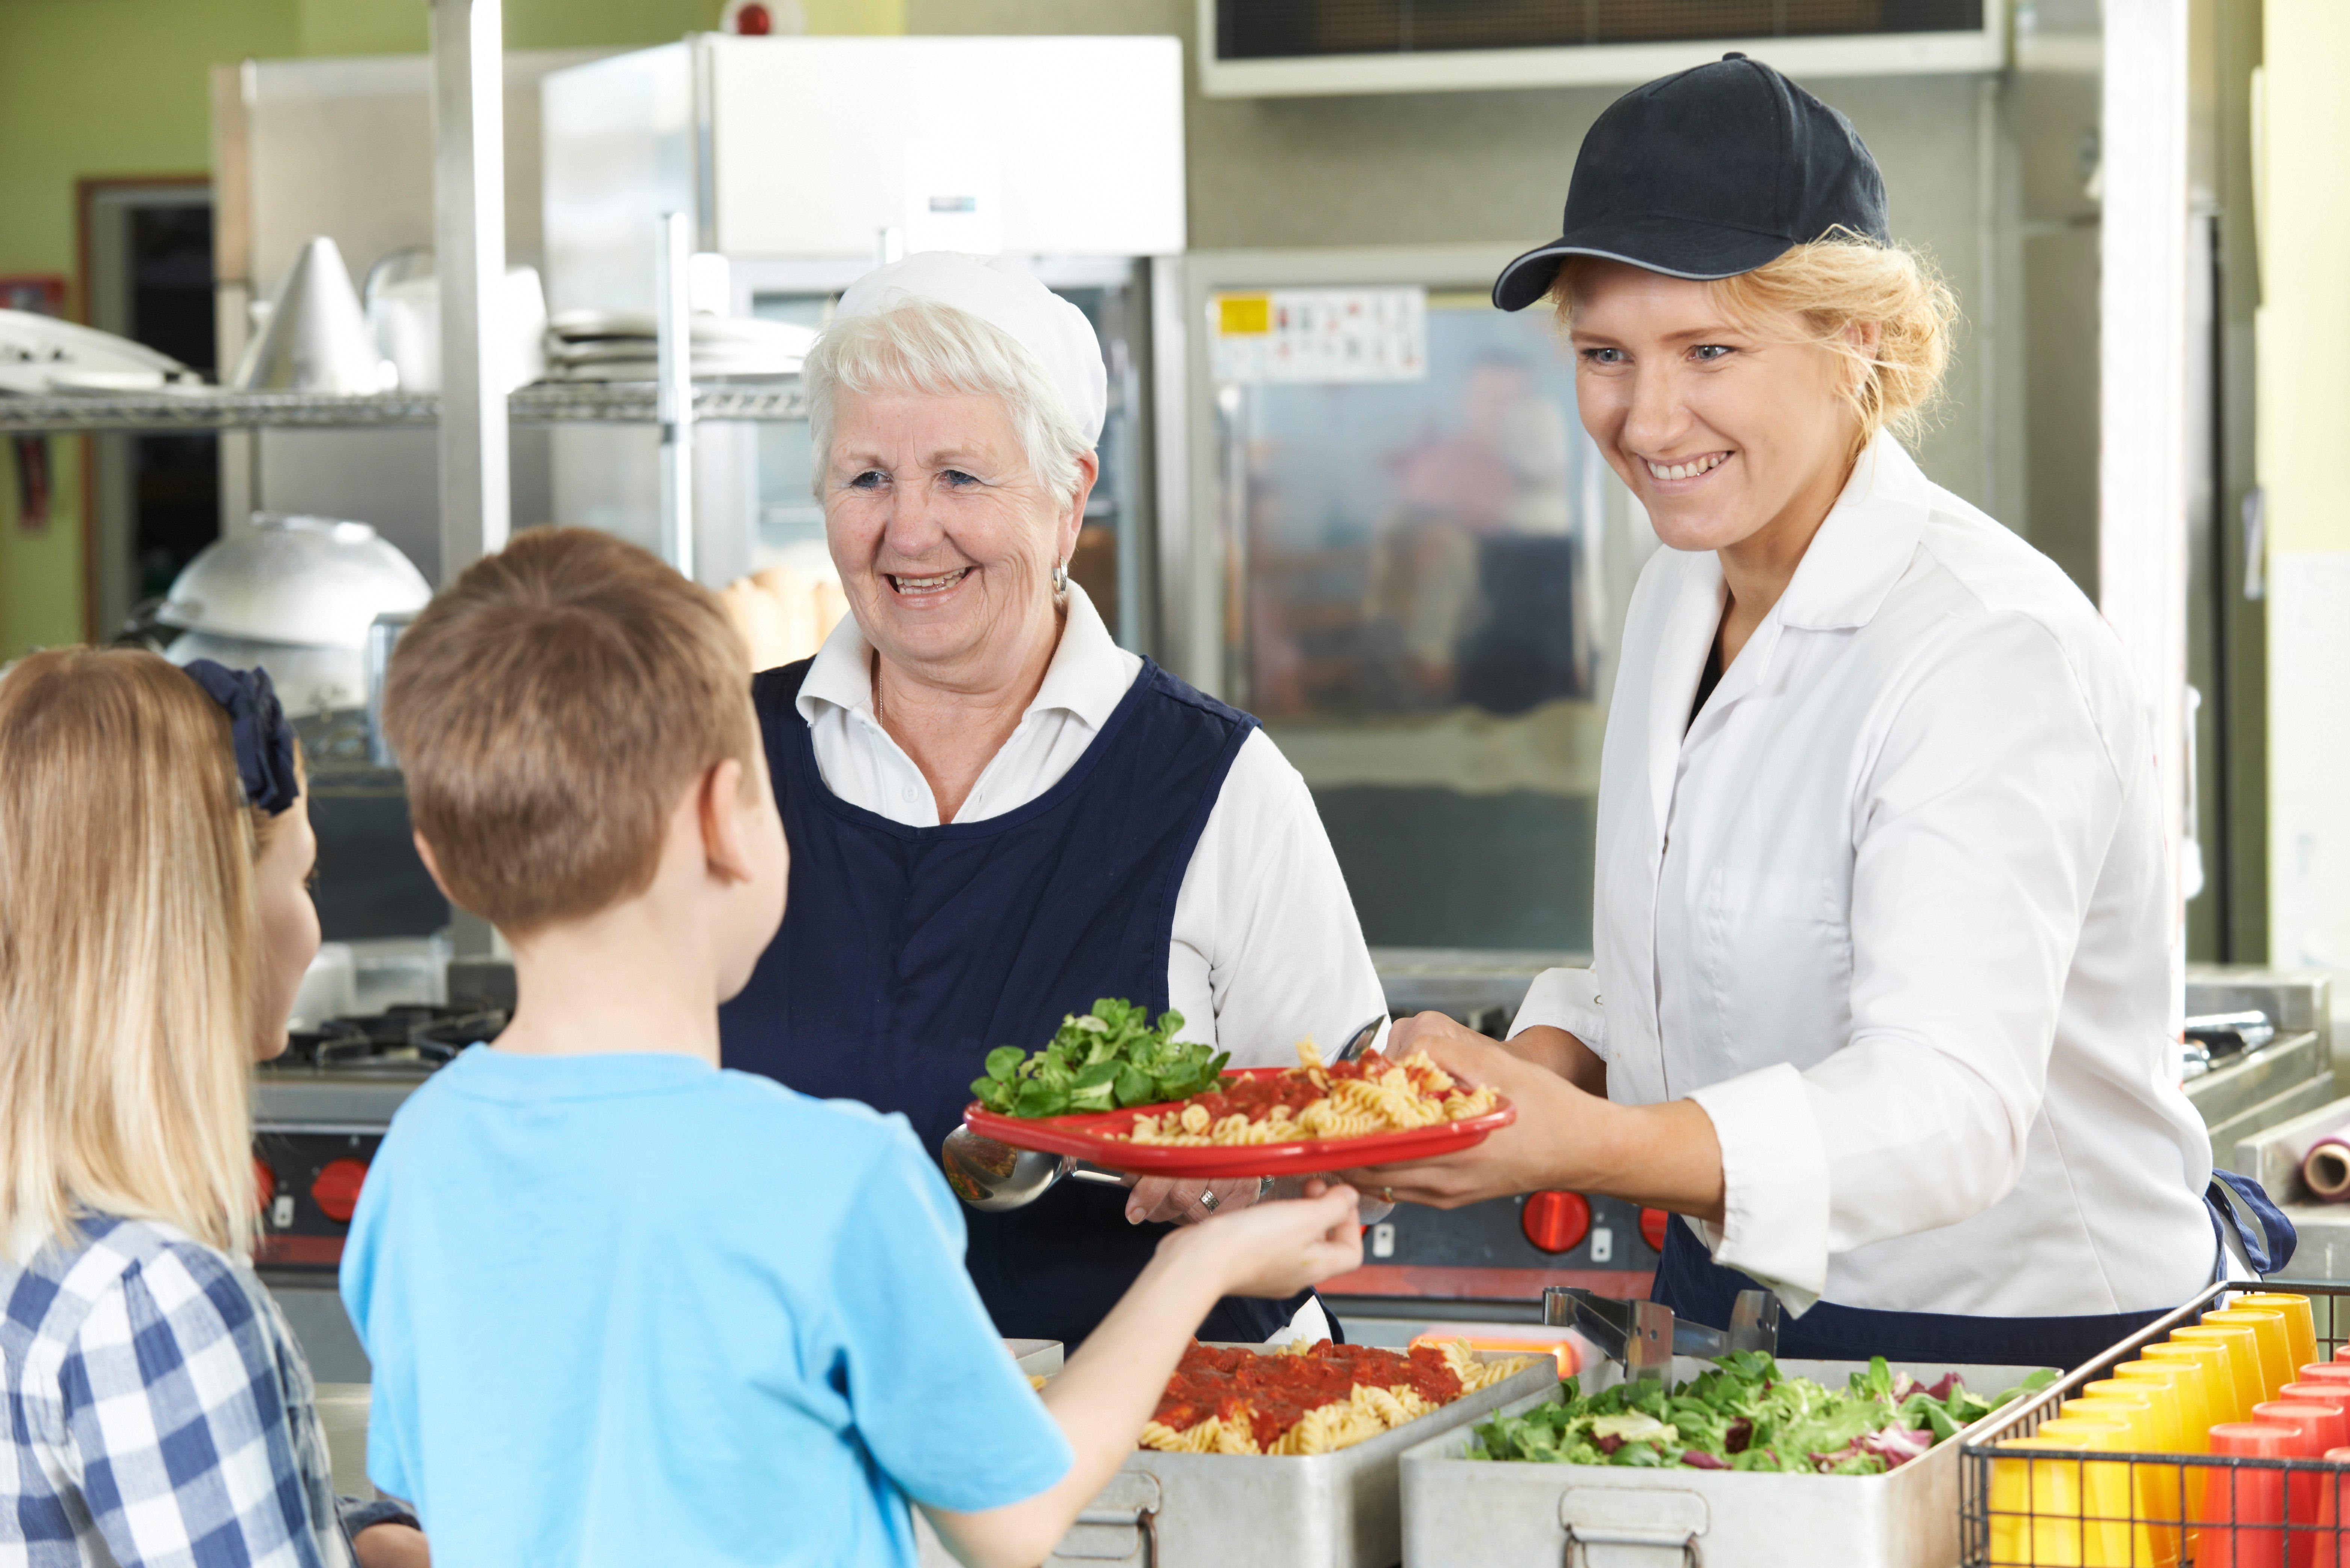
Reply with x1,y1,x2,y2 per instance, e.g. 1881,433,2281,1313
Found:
2232,1293,2320,1380
2141,1339,2244,1429
2006,1415,2164,1568
2110,1359,2215,1556
2077,1379,2189,1453
2204,1307,2297,1401
2140,1340,2240,1429
2068,1387,2185,1565
1991,1437,2102,1568
2113,1361,2215,1453
2172,1323,2271,1424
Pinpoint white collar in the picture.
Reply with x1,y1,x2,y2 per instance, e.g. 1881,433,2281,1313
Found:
796,580,1133,732
1639,431,1934,838
1770,431,1934,633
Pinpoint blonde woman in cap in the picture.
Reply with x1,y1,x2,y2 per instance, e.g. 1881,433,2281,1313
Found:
1347,54,2284,1367
718,253,1384,1347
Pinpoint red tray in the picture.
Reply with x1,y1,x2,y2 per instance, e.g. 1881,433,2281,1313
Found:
961,1066,1516,1178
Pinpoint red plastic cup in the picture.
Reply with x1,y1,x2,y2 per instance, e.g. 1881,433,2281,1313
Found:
2206,1422,2296,1568
2255,1401,2350,1568
2314,1445,2350,1568
2306,1364,2350,1389
2288,1384,2350,1420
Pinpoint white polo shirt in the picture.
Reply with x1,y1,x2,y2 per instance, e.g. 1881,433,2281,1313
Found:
1515,433,2215,1317
793,583,1388,1071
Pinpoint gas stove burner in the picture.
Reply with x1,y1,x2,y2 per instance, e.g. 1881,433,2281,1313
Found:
282,1000,506,1071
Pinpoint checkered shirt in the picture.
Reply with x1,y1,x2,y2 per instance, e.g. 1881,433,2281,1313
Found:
0,1215,351,1568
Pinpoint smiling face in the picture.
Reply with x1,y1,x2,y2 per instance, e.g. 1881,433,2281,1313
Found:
823,389,1093,692
252,790,320,1062
1567,260,1868,560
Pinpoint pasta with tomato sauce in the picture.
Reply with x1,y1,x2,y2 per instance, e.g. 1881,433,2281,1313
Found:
1118,1042,1501,1148
1137,1339,1540,1457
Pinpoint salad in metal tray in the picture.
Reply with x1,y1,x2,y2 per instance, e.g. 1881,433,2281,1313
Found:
1469,1351,2055,1476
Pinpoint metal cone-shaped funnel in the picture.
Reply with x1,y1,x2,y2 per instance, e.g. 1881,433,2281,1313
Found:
233,237,397,394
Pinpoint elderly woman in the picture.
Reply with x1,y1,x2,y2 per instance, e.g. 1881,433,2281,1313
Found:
719,253,1384,1347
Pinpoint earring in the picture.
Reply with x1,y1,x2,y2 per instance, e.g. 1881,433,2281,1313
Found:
1051,560,1069,593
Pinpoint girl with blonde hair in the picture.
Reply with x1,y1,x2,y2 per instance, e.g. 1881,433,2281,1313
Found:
0,649,424,1568
1347,54,2274,1368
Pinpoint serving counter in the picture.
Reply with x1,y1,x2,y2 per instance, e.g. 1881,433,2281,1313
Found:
910,1352,1558,1568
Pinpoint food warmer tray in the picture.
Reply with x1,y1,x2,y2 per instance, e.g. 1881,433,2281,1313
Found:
1397,1357,2052,1568
913,1351,1557,1568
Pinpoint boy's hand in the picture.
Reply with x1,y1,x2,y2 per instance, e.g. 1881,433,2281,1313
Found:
1163,1183,1362,1299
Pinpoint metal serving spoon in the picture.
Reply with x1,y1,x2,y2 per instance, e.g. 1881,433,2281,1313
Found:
940,1014,1390,1213
1543,1285,1781,1382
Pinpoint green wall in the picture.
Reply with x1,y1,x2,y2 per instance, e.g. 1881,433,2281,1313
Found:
1,0,293,656
0,0,902,658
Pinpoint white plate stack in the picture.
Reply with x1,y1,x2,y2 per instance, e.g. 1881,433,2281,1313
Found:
545,309,817,383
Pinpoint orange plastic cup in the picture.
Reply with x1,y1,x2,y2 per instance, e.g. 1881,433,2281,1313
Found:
2205,1422,2296,1568
2213,1309,2303,1402
2178,1324,2277,1424
2146,1340,2247,1427
2237,1295,2321,1381
2254,1400,2350,1568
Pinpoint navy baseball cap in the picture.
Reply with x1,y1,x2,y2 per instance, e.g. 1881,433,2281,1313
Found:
1493,53,1889,312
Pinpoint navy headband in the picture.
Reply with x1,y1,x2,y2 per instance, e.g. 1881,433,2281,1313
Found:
181,659,300,816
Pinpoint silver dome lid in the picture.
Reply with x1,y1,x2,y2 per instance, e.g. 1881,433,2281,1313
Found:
158,515,431,650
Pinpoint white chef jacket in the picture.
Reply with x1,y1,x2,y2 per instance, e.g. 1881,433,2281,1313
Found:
793,582,1388,1070
1514,433,2214,1317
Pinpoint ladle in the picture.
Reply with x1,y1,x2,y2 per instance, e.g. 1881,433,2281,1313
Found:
940,1014,1389,1213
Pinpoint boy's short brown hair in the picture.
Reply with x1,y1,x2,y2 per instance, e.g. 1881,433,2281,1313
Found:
382,527,757,933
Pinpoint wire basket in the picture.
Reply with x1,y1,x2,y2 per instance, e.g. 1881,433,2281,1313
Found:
1960,1279,2350,1566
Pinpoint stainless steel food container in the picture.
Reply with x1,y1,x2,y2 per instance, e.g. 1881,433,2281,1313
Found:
915,1352,1557,1568
1007,1339,1065,1378
1397,1358,2051,1568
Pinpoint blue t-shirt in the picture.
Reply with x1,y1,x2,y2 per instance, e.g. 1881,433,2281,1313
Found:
340,1046,1072,1568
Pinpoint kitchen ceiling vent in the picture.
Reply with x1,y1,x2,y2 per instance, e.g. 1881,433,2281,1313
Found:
1198,0,2002,97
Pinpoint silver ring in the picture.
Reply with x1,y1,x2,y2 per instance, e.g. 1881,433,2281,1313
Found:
1378,1186,1396,1204
1198,1187,1220,1213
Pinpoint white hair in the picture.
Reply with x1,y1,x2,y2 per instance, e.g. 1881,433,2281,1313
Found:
804,296,1092,500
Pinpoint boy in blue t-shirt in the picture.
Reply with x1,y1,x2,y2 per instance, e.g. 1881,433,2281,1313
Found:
346,529,1364,1568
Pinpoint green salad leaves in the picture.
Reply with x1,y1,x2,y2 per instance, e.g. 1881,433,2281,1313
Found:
1470,1352,2055,1476
969,999,1231,1118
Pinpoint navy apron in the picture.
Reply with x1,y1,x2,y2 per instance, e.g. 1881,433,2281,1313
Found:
1652,1171,2299,1368
718,657,1311,1347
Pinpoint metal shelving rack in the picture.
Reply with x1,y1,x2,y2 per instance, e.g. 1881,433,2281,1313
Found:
0,383,806,434
2,0,791,571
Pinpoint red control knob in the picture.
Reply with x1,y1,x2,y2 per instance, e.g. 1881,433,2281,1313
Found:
310,1158,369,1224
1521,1190,1591,1254
1639,1206,1670,1253
252,1157,277,1216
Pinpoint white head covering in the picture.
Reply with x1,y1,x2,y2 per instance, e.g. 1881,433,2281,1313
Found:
829,252,1108,447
